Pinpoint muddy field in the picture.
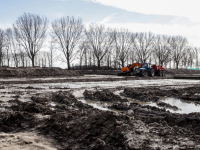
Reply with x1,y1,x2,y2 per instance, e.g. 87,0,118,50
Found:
0,68,200,149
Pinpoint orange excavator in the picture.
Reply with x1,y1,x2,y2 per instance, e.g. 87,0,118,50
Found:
117,63,142,76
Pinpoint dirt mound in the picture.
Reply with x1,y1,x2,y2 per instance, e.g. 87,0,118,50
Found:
123,86,200,102
11,100,52,114
84,89,128,102
0,67,81,77
0,112,35,132
123,87,160,102
80,70,120,75
81,69,200,76
157,102,179,110
166,69,200,75
39,111,130,149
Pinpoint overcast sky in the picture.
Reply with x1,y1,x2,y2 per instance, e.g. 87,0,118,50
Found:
1,0,200,47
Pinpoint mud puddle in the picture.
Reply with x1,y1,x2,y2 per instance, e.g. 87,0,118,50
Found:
78,99,110,111
159,97,200,114
80,89,200,114
120,94,200,114
75,89,200,114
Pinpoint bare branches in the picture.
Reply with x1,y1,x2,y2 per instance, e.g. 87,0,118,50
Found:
153,35,171,66
132,32,155,63
169,36,189,69
13,13,48,67
52,16,83,70
47,37,57,68
0,29,4,66
85,24,114,70
113,28,132,67
0,13,199,69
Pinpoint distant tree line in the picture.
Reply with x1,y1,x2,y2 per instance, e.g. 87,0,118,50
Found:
0,13,199,69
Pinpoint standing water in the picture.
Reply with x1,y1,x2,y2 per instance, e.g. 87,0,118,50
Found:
160,97,200,114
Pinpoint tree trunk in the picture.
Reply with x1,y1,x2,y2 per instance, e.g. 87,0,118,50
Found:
67,59,70,70
67,50,70,70
121,60,124,67
31,56,35,67
97,59,100,70
176,62,179,69
80,57,82,70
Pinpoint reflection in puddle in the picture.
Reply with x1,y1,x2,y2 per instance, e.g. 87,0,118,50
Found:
78,94,200,114
75,89,200,114
20,99,32,102
50,102,56,107
78,99,110,111
128,99,147,105
0,108,5,111
73,90,85,98
160,97,200,114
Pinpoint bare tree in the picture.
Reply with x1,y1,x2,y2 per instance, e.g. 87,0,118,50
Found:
132,32,154,63
186,47,195,67
88,48,93,68
47,37,57,68
85,24,114,70
41,51,47,67
52,16,83,70
129,49,136,64
153,35,171,66
13,13,48,67
0,29,4,66
194,47,199,66
11,44,20,67
113,29,132,67
7,29,21,67
4,28,14,66
19,50,26,67
105,49,112,69
169,36,189,69
78,40,89,69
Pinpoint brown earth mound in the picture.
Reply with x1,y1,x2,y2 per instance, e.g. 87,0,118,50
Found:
0,67,81,77
81,68,200,76
0,67,198,78
122,87,161,102
166,69,200,75
84,89,128,102
123,86,200,102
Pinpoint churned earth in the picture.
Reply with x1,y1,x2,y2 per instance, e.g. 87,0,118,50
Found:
0,68,200,149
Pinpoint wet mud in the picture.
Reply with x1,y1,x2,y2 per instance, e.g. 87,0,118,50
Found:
0,69,200,149
84,89,128,102
2,90,200,149
157,101,179,110
122,86,200,103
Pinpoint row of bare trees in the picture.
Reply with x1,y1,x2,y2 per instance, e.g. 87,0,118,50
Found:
78,29,196,69
0,13,198,69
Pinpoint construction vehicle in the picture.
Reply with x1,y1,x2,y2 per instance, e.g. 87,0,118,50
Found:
151,64,165,76
139,63,165,77
117,63,142,76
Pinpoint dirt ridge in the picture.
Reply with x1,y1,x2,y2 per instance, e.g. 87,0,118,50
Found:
0,67,81,77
